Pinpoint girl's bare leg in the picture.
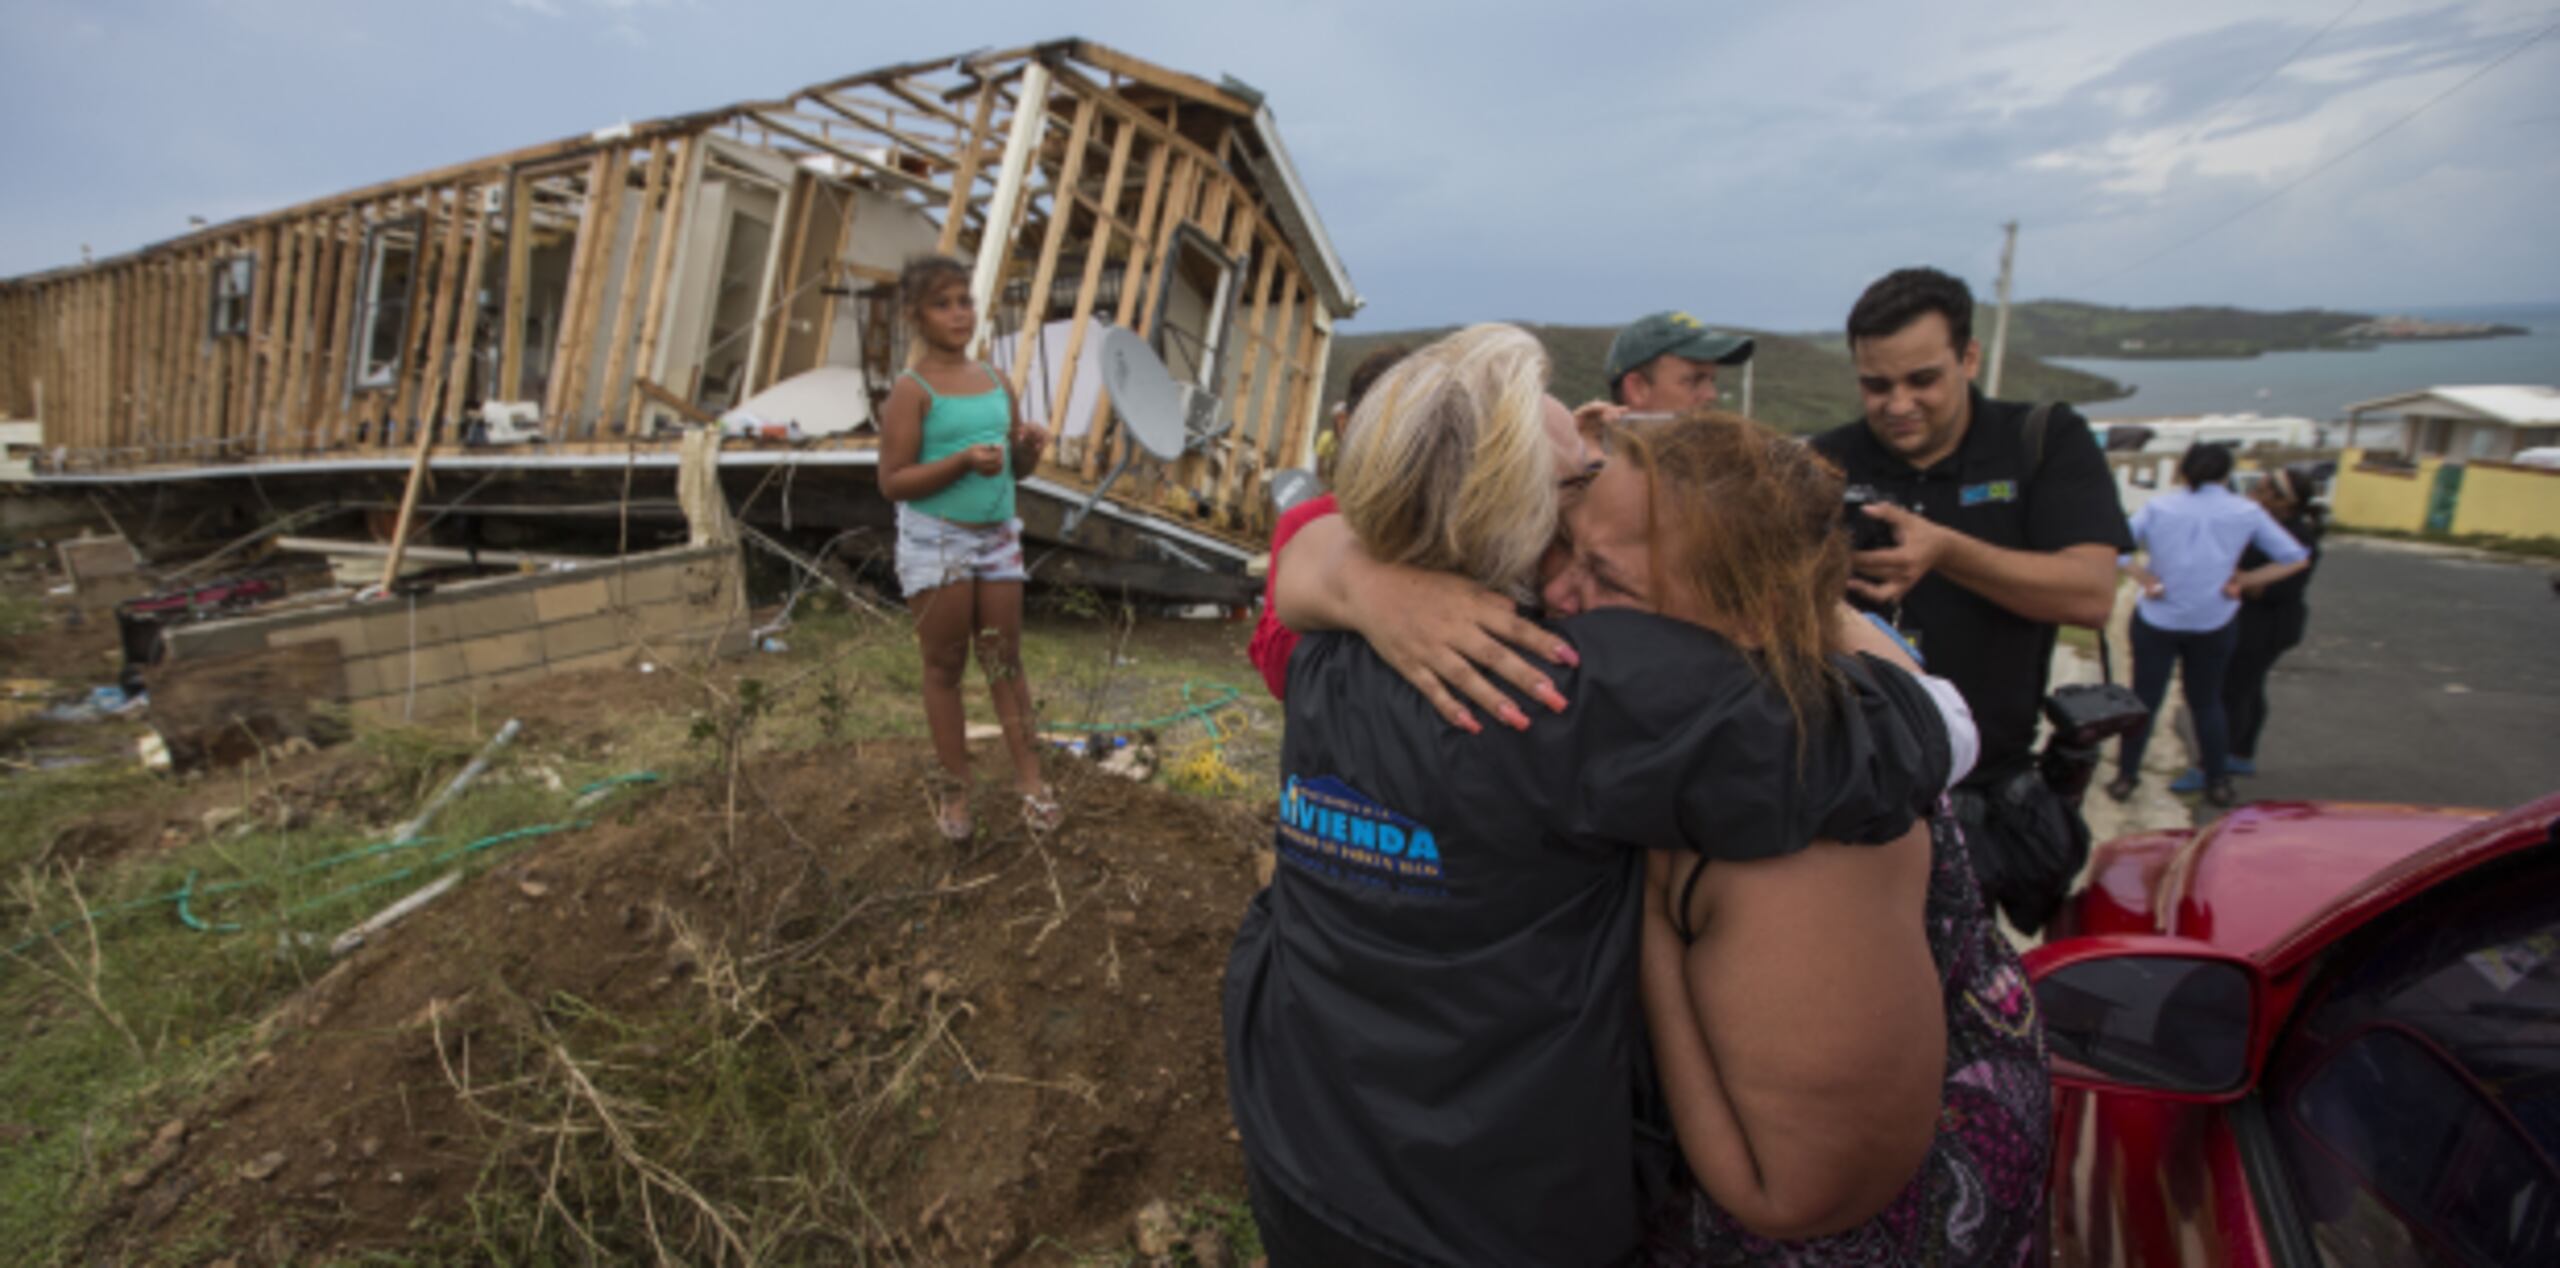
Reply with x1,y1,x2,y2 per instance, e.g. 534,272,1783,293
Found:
911,581,978,829
971,579,1049,800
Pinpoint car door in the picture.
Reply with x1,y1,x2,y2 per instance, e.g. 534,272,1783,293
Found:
2255,851,2560,1266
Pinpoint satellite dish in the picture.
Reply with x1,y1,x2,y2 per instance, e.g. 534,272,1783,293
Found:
1269,468,1320,515
1100,325,1188,461
1065,326,1228,537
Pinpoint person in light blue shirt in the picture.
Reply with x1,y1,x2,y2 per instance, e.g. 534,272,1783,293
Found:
2105,444,2309,807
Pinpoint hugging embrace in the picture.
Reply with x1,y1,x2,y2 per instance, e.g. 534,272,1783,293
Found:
1223,325,2051,1267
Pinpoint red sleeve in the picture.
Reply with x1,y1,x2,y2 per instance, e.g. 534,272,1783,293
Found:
1248,494,1339,700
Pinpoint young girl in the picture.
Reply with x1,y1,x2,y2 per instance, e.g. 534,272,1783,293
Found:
877,254,1058,840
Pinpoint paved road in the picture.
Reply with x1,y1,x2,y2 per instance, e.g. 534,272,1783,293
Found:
2225,537,2560,811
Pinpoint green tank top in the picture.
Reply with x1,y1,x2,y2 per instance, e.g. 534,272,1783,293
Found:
905,363,1015,525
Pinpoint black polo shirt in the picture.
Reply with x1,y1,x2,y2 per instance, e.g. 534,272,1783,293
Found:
1811,390,2131,782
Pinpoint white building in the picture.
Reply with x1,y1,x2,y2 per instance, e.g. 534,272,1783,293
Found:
2093,413,2327,454
2342,385,2560,462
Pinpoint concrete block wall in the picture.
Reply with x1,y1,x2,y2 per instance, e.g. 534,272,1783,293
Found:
159,544,748,725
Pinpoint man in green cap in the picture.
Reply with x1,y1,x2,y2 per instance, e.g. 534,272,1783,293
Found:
1604,310,1755,412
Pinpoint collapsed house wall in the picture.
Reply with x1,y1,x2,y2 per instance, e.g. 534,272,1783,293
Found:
156,544,747,725
0,41,1364,560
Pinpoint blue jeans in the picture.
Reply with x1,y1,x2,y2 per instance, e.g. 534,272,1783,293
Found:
2120,612,2240,784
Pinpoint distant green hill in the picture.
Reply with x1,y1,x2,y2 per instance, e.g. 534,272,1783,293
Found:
1322,321,2128,435
1956,300,2374,361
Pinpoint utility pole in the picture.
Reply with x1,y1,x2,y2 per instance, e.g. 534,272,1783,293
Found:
1986,220,2018,397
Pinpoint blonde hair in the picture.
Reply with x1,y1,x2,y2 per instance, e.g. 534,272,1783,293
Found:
1333,324,1556,593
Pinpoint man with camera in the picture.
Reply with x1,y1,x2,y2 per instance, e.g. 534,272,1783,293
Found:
1811,267,2134,936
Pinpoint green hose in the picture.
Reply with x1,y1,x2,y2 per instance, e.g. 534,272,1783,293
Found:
1045,681,1244,753
4,771,660,959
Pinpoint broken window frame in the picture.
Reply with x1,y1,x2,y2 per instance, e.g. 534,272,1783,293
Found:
207,256,255,338
1150,224,1240,390
348,215,424,392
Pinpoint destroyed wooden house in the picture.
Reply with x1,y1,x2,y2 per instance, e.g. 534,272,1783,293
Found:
0,40,1360,600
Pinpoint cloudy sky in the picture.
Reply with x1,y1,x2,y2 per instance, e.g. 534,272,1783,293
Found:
1,0,2552,331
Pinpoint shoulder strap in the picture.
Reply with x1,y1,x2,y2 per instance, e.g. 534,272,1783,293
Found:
979,362,1012,403
900,368,937,400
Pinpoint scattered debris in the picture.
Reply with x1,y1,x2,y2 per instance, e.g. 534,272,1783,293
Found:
238,1151,286,1183
328,873,463,957
1132,1199,1182,1259
391,720,522,845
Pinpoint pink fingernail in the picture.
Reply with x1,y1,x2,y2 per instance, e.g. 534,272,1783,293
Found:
1499,703,1530,731
1457,713,1482,735
1535,683,1568,713
1553,643,1581,667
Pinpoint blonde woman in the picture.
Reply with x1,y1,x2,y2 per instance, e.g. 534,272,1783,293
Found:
1221,325,1969,1266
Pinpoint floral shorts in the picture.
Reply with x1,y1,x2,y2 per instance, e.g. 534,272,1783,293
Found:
895,507,1027,597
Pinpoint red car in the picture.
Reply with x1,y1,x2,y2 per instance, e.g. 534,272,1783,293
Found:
2025,792,2560,1267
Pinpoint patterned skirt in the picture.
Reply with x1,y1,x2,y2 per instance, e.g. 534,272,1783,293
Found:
1646,812,2052,1267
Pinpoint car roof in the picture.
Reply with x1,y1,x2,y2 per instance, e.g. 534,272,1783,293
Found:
2151,796,2560,965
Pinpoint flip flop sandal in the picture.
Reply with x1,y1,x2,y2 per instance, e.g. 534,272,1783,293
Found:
924,774,973,842
1022,789,1065,835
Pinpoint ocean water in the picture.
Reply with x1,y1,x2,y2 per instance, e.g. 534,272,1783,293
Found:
2051,302,2560,422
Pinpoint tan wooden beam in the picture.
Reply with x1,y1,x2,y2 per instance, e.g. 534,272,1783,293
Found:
1067,41,1259,117
442,195,496,435
628,136,698,435
278,218,323,448
388,196,443,444
243,226,283,452
413,182,478,435
320,209,365,446
500,172,536,402
596,148,669,433
542,153,613,426
1009,96,1097,394
1218,242,1283,510
1052,116,1135,470
936,82,1001,255
560,150,630,436
1079,140,1173,480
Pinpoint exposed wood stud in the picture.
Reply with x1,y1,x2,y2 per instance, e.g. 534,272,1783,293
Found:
1010,95,1098,396
629,135,699,435
543,153,614,428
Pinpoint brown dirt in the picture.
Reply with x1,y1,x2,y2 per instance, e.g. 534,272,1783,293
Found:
83,731,1269,1264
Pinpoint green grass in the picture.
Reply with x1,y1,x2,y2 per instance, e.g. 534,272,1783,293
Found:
0,599,1273,1263
0,725,666,1263
0,589,42,641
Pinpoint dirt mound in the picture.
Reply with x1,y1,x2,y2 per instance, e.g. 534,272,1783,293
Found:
85,737,1270,1264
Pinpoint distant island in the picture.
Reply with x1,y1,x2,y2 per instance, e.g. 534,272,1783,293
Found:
2333,315,2530,343
1970,300,2526,361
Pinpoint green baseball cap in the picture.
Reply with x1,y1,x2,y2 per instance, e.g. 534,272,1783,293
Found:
1605,311,1755,386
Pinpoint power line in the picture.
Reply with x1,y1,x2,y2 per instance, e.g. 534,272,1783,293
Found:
2075,15,2560,288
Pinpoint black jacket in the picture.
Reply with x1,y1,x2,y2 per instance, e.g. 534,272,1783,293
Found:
1223,610,1951,1267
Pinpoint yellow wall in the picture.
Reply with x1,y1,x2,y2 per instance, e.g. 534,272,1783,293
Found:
2330,450,2435,533
2450,461,2560,540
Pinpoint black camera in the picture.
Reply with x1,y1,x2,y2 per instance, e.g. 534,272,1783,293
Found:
2036,681,2151,806
1842,484,1904,552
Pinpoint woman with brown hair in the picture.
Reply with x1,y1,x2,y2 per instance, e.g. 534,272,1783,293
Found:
1223,325,2000,1267
1545,417,2050,1264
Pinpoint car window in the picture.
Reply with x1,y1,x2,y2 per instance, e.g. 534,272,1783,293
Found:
2265,861,2560,1267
